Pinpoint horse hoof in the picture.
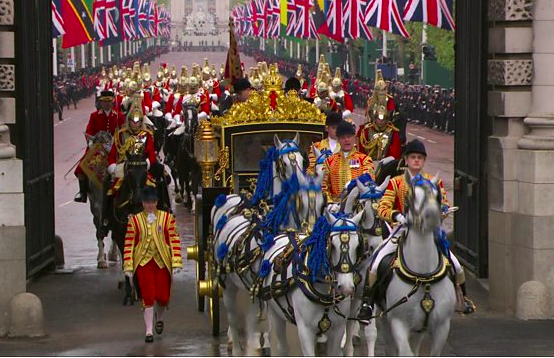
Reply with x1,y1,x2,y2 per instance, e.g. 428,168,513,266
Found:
97,260,108,269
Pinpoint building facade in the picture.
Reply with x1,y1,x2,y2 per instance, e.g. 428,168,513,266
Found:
171,0,230,47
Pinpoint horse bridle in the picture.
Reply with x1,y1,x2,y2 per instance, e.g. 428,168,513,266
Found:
328,218,363,276
405,176,440,231
275,141,302,182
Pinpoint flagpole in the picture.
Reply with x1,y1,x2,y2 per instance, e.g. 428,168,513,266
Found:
53,38,58,77
382,31,387,58
316,38,319,62
92,42,96,68
81,44,86,69
290,39,293,58
100,46,104,65
297,41,300,60
274,38,277,55
70,47,76,72
119,43,123,59
421,24,427,84
108,45,112,62
305,41,309,62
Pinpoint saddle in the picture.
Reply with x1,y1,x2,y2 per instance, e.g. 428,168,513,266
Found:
369,236,456,310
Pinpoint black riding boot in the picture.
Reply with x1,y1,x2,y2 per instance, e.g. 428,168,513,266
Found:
74,177,88,203
459,282,476,315
357,272,375,321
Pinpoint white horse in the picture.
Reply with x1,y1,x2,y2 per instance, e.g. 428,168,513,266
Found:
263,209,364,356
212,134,305,355
340,176,390,356
365,172,456,356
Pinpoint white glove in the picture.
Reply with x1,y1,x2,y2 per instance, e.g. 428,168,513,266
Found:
146,158,151,171
172,268,181,275
198,112,208,121
395,213,406,225
124,271,133,279
107,163,116,175
342,110,352,119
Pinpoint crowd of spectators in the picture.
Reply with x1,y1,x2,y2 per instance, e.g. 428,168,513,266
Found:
244,48,456,135
53,46,169,121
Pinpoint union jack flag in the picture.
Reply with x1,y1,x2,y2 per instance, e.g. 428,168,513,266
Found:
137,0,149,38
244,2,254,36
285,0,297,37
232,5,243,36
253,0,266,38
403,0,455,30
93,0,106,41
52,0,65,38
268,0,281,38
323,0,344,42
343,0,373,40
365,0,410,38
294,0,320,40
121,0,136,40
148,0,157,37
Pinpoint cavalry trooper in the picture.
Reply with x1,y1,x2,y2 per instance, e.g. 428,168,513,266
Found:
357,139,475,320
322,121,374,203
102,97,157,228
307,111,342,174
357,70,402,161
74,90,125,203
123,186,182,342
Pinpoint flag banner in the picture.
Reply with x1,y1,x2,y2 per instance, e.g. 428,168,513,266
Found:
403,0,455,30
121,0,137,40
52,0,66,38
365,0,410,38
61,0,94,48
100,0,123,46
225,20,243,88
343,0,373,40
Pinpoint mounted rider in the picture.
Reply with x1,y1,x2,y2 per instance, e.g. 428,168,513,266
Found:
329,68,354,122
322,121,374,203
307,111,342,175
74,90,125,203
357,70,402,161
164,66,189,130
357,139,475,320
102,95,157,227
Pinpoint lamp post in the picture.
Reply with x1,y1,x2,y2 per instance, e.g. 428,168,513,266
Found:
194,119,219,188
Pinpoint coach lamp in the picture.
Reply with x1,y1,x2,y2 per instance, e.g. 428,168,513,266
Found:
194,119,219,188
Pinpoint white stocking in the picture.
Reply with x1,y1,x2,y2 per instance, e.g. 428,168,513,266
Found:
144,307,154,335
155,303,166,322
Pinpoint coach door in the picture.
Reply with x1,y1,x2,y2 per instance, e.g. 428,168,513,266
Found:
452,0,489,277
15,0,56,277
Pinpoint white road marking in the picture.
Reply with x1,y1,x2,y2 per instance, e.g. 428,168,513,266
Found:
59,200,73,207
417,135,425,140
428,139,437,144
408,132,416,136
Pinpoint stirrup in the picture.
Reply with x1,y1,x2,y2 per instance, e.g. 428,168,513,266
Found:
74,192,87,203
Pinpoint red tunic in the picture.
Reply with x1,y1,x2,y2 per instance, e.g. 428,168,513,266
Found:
75,110,125,177
356,124,402,160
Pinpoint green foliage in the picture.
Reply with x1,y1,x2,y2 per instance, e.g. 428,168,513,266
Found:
396,22,454,72
426,26,455,72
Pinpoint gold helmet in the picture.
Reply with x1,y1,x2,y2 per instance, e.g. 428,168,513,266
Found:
202,58,211,81
296,64,304,80
366,70,391,126
142,64,152,85
211,64,217,79
170,65,177,79
220,64,225,77
100,66,107,79
189,75,200,92
331,67,342,91
179,66,189,87
127,94,144,128
317,81,329,97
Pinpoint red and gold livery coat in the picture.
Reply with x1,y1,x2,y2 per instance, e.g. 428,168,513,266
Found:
107,127,157,166
123,210,182,273
307,138,341,175
322,151,374,202
378,172,450,223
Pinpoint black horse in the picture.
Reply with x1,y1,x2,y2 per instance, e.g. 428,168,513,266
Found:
108,153,148,306
176,104,202,211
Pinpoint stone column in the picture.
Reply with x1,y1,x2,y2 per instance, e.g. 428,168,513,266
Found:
0,0,27,335
514,0,554,318
487,0,533,315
